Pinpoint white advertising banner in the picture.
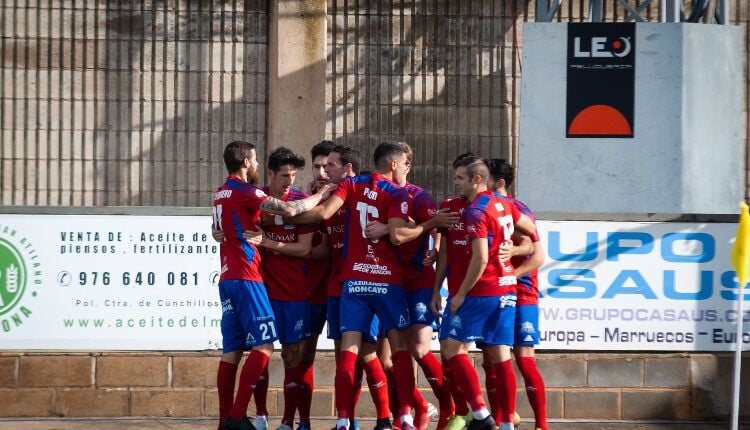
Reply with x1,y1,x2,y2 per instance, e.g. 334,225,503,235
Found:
0,215,744,351
535,220,745,351
0,215,223,350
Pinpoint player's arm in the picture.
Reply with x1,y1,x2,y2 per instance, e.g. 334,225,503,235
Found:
450,237,488,315
514,213,536,237
500,233,533,261
430,235,449,316
514,241,545,279
423,231,441,266
388,208,458,245
260,184,335,218
258,231,314,258
288,194,345,224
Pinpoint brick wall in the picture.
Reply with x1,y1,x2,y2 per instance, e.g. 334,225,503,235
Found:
1,351,748,420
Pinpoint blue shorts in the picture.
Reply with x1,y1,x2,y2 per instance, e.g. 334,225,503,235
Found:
514,304,540,346
270,299,309,345
407,288,437,329
340,279,409,336
327,296,377,343
308,303,327,336
439,294,516,346
219,280,278,353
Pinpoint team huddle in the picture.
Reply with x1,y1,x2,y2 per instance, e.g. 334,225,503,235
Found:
212,140,547,430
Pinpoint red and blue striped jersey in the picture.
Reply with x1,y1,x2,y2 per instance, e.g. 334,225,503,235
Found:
399,182,438,292
332,173,410,286
507,195,540,305
213,175,268,283
259,187,316,302
464,190,521,296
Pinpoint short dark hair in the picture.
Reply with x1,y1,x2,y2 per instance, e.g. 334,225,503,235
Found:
311,140,336,160
400,142,413,163
223,141,255,173
267,147,306,172
485,158,515,188
373,141,406,168
453,154,488,182
452,152,478,169
331,144,361,174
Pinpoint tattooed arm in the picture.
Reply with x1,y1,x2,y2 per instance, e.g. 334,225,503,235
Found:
259,183,335,218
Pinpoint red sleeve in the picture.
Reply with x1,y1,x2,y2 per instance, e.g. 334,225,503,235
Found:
243,186,269,212
412,191,437,224
333,177,353,203
465,206,489,240
508,200,522,224
387,187,411,221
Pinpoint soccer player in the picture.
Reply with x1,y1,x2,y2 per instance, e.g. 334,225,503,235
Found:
295,140,337,430
366,143,451,430
486,159,547,430
430,152,480,430
323,145,391,430
290,141,458,430
256,147,317,430
213,141,332,430
431,154,535,430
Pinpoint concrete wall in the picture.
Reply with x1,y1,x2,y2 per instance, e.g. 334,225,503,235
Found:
517,23,745,214
1,351,748,421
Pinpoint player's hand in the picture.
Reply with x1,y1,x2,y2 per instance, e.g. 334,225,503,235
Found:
243,227,264,246
211,227,225,243
431,208,460,228
450,293,465,316
499,240,513,261
316,183,336,199
423,248,438,266
365,220,389,240
430,290,443,316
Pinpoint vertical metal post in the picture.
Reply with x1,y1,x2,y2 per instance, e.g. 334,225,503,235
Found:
718,0,728,24
664,0,680,22
589,0,603,22
536,0,549,22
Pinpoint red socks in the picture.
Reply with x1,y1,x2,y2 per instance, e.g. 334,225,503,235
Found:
335,350,358,418
417,352,454,416
517,356,547,430
483,362,498,420
298,361,315,425
229,350,270,420
254,365,269,416
281,365,305,425
363,358,391,419
443,358,469,416
392,350,416,416
493,359,517,424
217,361,238,428
350,360,363,419
447,354,485,412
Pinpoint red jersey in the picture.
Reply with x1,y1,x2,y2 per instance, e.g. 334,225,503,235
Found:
507,195,540,305
260,187,316,302
464,190,521,296
399,183,438,292
325,206,347,297
438,196,471,296
332,173,410,286
307,225,330,305
213,175,268,283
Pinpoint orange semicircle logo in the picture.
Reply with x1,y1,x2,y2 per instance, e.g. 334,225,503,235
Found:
568,104,632,136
